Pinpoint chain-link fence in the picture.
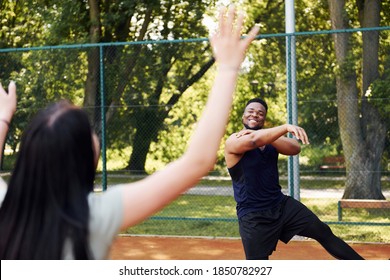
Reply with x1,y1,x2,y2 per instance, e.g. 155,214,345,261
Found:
1,27,389,242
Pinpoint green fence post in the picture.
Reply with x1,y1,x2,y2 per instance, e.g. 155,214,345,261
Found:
99,45,107,191
338,201,342,221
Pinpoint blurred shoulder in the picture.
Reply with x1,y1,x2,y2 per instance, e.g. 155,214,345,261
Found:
0,176,7,206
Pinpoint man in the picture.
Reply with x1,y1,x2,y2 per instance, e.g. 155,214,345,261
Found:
224,98,364,260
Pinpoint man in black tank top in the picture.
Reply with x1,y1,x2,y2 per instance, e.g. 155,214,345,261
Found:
224,98,364,260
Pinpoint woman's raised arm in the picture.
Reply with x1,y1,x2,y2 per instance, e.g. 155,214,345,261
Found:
119,6,259,229
0,81,17,161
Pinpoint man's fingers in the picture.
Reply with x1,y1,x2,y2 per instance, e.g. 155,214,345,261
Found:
297,129,309,144
290,125,310,144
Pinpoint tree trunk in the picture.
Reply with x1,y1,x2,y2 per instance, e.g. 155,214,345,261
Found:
83,0,101,131
359,0,380,93
359,0,386,199
328,0,385,199
127,109,165,173
104,6,153,126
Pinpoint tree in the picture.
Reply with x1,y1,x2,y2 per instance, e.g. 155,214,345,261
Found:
241,0,344,169
327,0,387,199
0,0,218,173
82,0,217,173
0,0,59,169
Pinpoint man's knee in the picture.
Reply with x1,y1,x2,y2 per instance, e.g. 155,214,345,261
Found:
301,219,332,239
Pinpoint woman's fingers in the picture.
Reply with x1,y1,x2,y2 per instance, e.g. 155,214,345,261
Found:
224,5,236,35
241,24,260,50
218,6,227,37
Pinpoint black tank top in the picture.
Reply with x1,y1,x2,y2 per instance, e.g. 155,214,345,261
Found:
227,144,284,218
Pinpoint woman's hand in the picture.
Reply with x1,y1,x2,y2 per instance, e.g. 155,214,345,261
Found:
0,81,17,123
209,5,259,71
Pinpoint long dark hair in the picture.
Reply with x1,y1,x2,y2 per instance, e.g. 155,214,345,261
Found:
0,101,96,259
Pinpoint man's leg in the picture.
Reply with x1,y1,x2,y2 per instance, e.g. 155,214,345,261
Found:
238,211,281,260
279,196,364,260
299,218,364,260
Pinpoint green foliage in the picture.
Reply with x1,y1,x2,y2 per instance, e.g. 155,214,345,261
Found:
96,0,218,172
44,0,89,44
146,71,212,172
0,0,47,48
371,50,390,115
300,144,343,170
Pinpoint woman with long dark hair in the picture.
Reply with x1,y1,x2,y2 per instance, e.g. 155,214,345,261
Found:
0,6,259,259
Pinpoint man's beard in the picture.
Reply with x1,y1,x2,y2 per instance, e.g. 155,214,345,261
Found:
244,124,262,130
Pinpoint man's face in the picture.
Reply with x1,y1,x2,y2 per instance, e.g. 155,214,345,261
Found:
242,102,267,130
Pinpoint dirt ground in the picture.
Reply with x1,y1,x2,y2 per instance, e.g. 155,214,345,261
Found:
109,235,390,260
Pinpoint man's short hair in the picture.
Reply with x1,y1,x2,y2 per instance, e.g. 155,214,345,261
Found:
245,98,268,112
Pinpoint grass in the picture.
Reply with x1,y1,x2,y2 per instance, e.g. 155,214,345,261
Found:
122,194,390,243
123,195,240,237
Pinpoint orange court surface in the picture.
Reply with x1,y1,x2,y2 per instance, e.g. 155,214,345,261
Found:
109,235,390,260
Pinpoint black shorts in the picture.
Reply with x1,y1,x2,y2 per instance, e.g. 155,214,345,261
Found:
238,195,318,259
